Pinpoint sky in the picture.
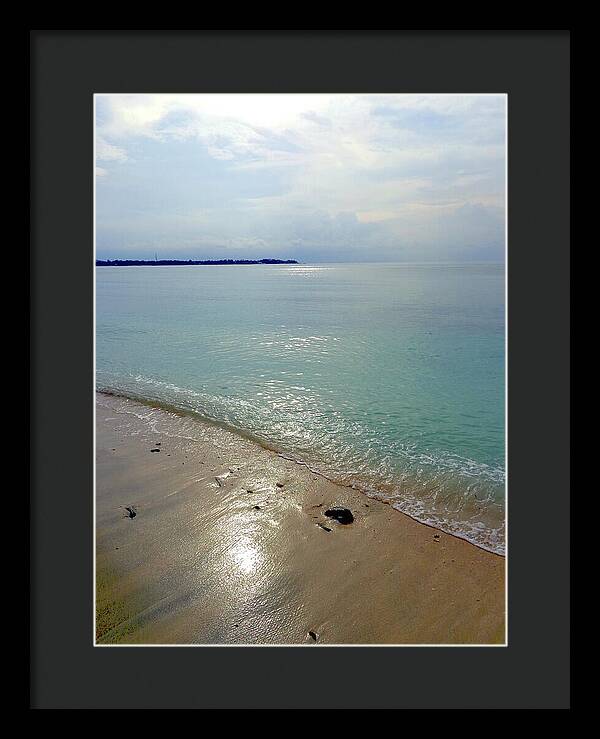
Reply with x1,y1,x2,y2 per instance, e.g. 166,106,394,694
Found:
95,94,506,263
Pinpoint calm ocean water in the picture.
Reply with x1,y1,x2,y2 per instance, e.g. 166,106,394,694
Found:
96,263,505,553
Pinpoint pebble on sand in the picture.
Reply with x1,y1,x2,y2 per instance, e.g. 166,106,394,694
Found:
324,507,354,525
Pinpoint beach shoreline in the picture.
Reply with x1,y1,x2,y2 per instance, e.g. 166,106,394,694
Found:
96,393,505,645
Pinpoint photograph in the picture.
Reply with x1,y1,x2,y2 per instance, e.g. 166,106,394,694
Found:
94,93,507,646
30,29,571,709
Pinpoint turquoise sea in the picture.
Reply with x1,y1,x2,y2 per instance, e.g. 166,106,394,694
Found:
96,263,505,554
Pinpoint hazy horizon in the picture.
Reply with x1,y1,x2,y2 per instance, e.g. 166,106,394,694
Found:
96,256,505,265
96,94,506,264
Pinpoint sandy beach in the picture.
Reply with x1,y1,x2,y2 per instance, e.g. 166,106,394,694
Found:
96,393,505,645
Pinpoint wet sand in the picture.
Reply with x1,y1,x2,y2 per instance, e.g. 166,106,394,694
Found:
96,394,506,645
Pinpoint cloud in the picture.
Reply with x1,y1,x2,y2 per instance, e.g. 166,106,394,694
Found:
96,137,128,162
95,94,506,261
301,110,332,128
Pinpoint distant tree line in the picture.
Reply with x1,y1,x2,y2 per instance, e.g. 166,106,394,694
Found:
96,258,299,266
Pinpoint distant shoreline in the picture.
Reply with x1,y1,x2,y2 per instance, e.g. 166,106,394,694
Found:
96,258,299,266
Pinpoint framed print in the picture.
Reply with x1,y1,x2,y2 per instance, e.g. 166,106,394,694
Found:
30,30,570,709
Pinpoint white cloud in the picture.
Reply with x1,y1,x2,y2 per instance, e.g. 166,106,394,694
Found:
96,137,128,162
95,94,506,261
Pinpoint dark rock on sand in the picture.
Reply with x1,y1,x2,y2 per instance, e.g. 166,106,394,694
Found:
324,507,354,525
308,631,318,641
124,506,137,519
276,482,284,488
253,506,261,510
150,448,161,453
317,523,332,532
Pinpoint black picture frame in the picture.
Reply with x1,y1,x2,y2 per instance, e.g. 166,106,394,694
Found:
30,30,570,709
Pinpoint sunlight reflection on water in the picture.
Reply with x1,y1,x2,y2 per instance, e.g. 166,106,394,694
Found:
97,263,505,553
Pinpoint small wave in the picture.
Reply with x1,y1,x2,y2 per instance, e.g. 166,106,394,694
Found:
96,378,506,555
